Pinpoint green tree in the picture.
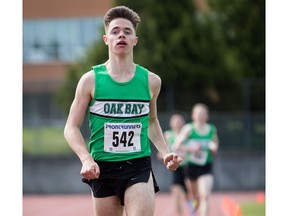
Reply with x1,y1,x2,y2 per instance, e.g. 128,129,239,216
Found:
56,0,265,113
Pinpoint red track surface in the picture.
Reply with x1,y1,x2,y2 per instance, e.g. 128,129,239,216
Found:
23,192,261,216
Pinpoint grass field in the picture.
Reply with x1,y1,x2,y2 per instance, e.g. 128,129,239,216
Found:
23,127,74,155
241,201,265,216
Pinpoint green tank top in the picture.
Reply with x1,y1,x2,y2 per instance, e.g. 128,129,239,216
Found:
184,123,216,165
88,64,151,161
165,130,176,153
166,130,187,166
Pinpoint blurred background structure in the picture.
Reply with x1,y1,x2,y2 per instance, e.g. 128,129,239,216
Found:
23,0,265,194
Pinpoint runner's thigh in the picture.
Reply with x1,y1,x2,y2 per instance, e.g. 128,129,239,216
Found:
124,173,155,216
198,174,214,197
92,195,124,216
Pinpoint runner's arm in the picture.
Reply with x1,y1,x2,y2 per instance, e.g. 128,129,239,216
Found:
148,72,182,170
209,128,219,155
64,71,99,179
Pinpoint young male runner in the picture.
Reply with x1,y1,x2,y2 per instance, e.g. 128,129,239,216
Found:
64,6,182,216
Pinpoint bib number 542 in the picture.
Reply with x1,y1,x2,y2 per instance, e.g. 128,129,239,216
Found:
112,131,134,147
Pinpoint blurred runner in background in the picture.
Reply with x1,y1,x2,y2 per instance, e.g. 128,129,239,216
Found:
159,113,189,216
175,103,219,216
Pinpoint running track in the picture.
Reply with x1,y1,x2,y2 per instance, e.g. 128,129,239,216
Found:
23,191,262,216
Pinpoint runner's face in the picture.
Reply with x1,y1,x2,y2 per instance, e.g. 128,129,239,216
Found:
103,18,138,55
170,116,184,131
192,106,208,123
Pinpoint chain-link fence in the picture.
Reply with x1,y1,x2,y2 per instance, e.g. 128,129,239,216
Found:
23,110,264,155
23,77,265,155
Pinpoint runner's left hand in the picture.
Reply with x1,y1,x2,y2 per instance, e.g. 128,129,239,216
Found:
163,153,182,171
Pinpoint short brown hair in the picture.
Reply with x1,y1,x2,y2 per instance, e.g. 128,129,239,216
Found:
192,103,209,114
103,6,141,31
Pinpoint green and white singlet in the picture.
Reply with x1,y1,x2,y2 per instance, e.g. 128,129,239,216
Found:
166,130,176,151
88,64,151,162
166,130,186,167
184,123,216,166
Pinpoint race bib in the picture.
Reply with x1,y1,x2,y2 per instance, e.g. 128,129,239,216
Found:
189,151,208,165
104,123,142,153
186,139,210,149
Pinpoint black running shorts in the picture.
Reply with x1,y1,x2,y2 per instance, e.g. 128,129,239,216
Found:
185,162,213,181
82,156,160,206
172,166,187,192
